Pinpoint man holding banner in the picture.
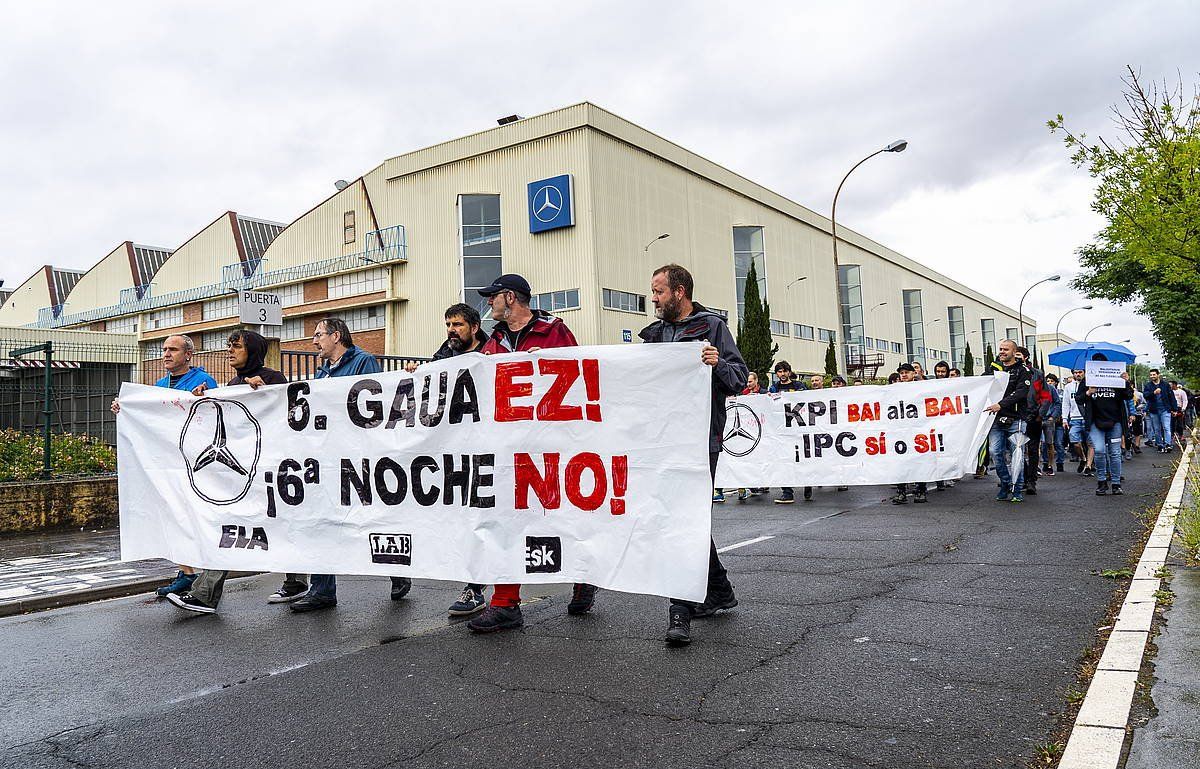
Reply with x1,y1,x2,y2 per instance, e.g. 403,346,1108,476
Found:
642,263,747,647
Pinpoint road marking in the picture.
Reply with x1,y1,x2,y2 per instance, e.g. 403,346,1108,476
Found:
0,559,122,580
718,536,774,553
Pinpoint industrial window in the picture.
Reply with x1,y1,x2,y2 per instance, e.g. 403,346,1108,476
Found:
343,304,386,332
344,211,356,245
732,226,767,320
1005,326,1018,342
903,290,926,370
980,318,996,356
147,306,184,330
818,328,836,343
280,317,305,340
203,296,238,321
794,324,815,340
107,316,138,334
864,336,874,348
892,341,902,354
201,330,230,351
837,264,864,356
1024,335,1037,356
948,306,966,369
460,194,502,321
530,289,580,312
602,288,646,314
769,319,789,336
275,283,304,307
709,307,729,320
328,267,387,299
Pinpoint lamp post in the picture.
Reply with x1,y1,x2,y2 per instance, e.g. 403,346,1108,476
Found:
1084,322,1111,342
1018,275,1061,342
831,139,907,372
786,276,808,290
1054,304,1092,346
643,233,670,252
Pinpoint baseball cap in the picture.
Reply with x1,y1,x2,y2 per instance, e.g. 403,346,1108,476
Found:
897,363,915,373
477,274,532,297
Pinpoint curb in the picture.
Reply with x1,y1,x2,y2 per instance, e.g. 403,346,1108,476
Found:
1058,442,1195,768
0,571,263,619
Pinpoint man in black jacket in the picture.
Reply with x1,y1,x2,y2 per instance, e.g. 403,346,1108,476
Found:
984,340,1032,503
640,264,748,646
169,330,296,614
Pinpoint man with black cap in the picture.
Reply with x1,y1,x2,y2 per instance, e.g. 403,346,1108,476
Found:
641,263,748,647
465,274,596,633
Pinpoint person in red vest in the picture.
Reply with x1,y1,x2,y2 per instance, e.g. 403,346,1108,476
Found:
467,274,590,633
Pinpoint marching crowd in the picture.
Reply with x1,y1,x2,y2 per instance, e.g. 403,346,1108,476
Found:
111,263,1194,646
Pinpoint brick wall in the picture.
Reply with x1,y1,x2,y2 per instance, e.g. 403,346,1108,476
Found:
183,302,203,324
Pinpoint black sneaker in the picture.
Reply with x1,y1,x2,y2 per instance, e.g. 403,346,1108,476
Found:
1025,484,1037,495
803,487,813,501
665,605,692,646
775,490,795,505
1111,484,1124,495
167,592,216,615
448,586,487,616
913,490,928,503
891,492,908,505
1084,466,1096,477
267,583,308,603
1096,480,1109,496
290,593,337,612
693,593,738,618
567,583,597,615
1077,460,1086,474
467,604,523,633
1057,462,1065,472
390,577,412,601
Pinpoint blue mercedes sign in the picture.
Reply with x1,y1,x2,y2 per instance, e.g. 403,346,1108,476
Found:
527,174,574,233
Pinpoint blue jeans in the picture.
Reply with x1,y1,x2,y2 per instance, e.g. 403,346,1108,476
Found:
989,419,1026,491
310,573,336,599
1089,423,1124,482
1148,410,1173,447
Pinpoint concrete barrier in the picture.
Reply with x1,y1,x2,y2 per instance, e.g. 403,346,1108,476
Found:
0,475,118,533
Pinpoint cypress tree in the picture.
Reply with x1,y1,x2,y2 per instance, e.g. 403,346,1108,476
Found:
963,341,975,376
735,260,777,382
984,343,995,370
824,337,838,376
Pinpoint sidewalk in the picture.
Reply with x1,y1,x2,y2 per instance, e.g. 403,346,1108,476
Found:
0,528,175,616
1127,457,1200,768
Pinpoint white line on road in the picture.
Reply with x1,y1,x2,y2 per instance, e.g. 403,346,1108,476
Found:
718,536,775,553
0,559,123,580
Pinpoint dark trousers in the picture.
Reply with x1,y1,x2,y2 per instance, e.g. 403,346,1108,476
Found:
1024,417,1043,488
310,574,409,600
670,452,733,614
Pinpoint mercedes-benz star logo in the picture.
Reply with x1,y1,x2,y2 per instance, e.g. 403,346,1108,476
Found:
532,185,564,223
179,399,262,505
721,402,762,457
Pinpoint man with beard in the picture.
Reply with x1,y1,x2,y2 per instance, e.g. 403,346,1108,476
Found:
407,303,491,616
984,340,1033,502
168,330,295,614
465,274,594,633
892,363,928,504
931,361,956,490
640,263,748,646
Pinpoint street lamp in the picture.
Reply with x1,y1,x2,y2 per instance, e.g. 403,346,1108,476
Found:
831,138,908,371
1018,275,1061,341
1084,322,1112,341
1054,304,1092,345
643,233,670,252
786,276,808,290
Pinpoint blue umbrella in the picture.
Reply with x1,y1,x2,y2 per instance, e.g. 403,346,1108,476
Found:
1048,341,1136,371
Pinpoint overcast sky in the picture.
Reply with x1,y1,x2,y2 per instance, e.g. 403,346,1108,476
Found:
3,1,1197,363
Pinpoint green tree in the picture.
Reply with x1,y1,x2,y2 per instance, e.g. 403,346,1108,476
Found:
735,259,777,383
1049,68,1200,382
963,341,975,376
824,337,838,376
984,343,995,370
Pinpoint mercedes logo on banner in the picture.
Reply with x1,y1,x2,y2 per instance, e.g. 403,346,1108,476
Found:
721,403,762,457
178,399,262,505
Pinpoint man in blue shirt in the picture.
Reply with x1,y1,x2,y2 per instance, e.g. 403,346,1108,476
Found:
110,334,217,597
290,317,394,612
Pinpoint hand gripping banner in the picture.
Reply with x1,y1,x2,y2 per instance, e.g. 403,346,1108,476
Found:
118,344,714,601
715,375,1008,487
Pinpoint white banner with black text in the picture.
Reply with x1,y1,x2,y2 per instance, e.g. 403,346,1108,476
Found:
118,344,714,601
715,375,1008,487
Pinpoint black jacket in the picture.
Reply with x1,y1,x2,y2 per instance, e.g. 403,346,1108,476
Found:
229,331,288,387
995,362,1033,421
1075,381,1134,432
431,328,489,361
640,303,749,452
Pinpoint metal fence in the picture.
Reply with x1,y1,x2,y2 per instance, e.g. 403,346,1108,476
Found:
279,351,431,381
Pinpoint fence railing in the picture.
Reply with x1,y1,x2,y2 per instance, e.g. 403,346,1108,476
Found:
280,350,431,381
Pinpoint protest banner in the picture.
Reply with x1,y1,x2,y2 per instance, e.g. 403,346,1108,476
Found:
715,375,1007,487
1085,360,1127,388
117,344,714,601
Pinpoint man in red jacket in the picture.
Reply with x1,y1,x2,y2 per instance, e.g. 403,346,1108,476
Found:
467,273,594,633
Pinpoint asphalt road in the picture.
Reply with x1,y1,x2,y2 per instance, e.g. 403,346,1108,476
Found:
0,454,1177,769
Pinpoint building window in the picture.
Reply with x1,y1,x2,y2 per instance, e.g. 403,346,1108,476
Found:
980,318,996,356
343,211,356,245
818,328,836,343
281,317,305,340
201,330,231,351
903,289,925,369
602,288,646,314
203,296,238,321
864,336,874,348
530,289,580,312
1005,326,1018,342
709,307,729,320
837,264,864,359
147,306,184,330
794,324,815,340
732,226,767,320
460,194,502,321
107,316,138,334
892,341,902,354
276,283,304,307
343,305,386,332
769,319,789,336
328,267,387,299
1024,334,1037,357
948,306,966,369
